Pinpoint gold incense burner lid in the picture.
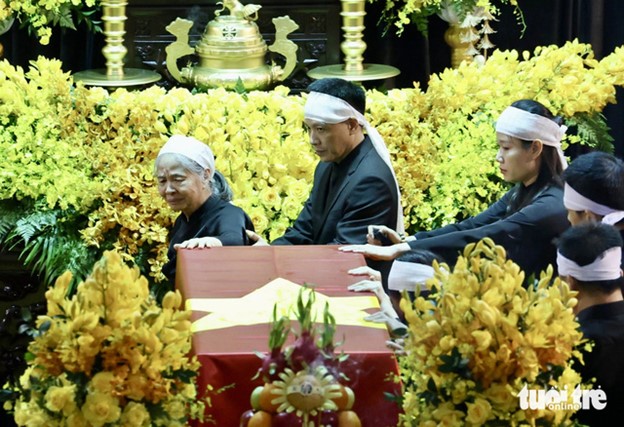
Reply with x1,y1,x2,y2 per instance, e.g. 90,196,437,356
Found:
165,0,299,91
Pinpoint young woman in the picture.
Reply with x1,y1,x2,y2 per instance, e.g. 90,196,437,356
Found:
341,99,570,279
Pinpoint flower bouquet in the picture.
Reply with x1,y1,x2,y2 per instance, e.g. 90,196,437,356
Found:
398,238,586,426
370,0,524,36
0,0,101,45
240,287,361,427
3,250,206,427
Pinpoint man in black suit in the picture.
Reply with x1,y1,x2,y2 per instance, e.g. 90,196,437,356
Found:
557,222,624,426
252,77,402,246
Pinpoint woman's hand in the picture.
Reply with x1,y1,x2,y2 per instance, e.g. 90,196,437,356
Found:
348,266,382,282
348,279,384,298
245,230,269,246
339,242,410,261
367,225,402,245
174,236,223,249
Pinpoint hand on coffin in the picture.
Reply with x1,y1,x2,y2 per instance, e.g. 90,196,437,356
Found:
348,279,384,298
245,230,269,246
365,311,407,338
174,236,223,249
339,243,408,261
386,338,406,355
347,265,382,282
349,280,400,324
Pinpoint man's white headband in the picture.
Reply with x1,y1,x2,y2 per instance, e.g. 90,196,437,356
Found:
557,246,622,281
304,91,405,233
495,106,568,169
388,261,435,292
157,135,215,178
564,183,624,225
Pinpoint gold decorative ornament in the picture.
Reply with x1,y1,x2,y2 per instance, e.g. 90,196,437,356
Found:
307,0,399,82
444,24,474,68
73,0,161,87
165,0,299,91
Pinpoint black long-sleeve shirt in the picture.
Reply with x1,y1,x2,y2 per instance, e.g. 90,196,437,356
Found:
408,184,569,278
163,195,254,282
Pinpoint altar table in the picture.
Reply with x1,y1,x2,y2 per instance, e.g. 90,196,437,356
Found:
176,245,401,427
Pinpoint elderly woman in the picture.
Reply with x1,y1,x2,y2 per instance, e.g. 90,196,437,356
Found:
341,99,571,279
156,135,254,282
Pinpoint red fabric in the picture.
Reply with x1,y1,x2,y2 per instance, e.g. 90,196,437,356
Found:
177,246,402,426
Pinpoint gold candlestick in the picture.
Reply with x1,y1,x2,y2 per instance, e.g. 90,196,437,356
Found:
74,0,160,87
308,0,399,82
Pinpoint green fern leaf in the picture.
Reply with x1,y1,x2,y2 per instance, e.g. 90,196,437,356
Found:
566,112,614,153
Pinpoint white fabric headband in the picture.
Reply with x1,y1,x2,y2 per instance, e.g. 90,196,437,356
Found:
557,246,622,281
158,135,215,178
564,183,624,225
388,260,435,292
304,91,405,233
495,106,568,169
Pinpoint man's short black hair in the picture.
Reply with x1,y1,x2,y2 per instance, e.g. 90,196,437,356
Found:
306,78,366,115
563,151,624,210
557,222,623,292
396,249,444,265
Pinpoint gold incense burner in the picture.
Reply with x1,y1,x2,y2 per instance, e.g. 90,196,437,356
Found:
165,0,299,91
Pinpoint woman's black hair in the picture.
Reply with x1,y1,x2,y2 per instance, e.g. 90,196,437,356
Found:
506,99,564,214
212,170,234,202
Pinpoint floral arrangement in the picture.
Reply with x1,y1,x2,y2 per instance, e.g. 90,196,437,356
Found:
3,250,207,426
240,288,361,427
369,0,524,36
398,238,586,426
0,40,623,289
0,0,100,45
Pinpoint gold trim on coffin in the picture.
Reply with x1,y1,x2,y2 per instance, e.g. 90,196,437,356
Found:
186,278,386,332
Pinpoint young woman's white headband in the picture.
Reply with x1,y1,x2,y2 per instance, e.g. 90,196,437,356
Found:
304,91,405,233
564,183,624,225
557,246,622,281
495,106,568,169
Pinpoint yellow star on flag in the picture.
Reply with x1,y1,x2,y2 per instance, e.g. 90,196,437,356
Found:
186,277,386,332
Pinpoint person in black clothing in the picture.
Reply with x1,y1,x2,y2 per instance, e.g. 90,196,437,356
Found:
557,222,624,426
562,151,624,228
341,99,570,279
248,77,402,246
156,135,253,283
246,78,402,280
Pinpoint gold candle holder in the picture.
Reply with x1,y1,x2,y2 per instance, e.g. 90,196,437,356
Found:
74,0,160,87
308,0,399,82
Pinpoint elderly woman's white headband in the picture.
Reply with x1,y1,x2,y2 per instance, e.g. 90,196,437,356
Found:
304,91,405,233
557,246,622,281
564,183,624,225
157,135,215,178
495,106,568,169
388,261,435,292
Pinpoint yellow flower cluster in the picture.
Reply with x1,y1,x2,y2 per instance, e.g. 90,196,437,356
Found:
399,238,585,426
1,40,623,284
0,0,99,45
7,251,206,427
369,0,521,35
